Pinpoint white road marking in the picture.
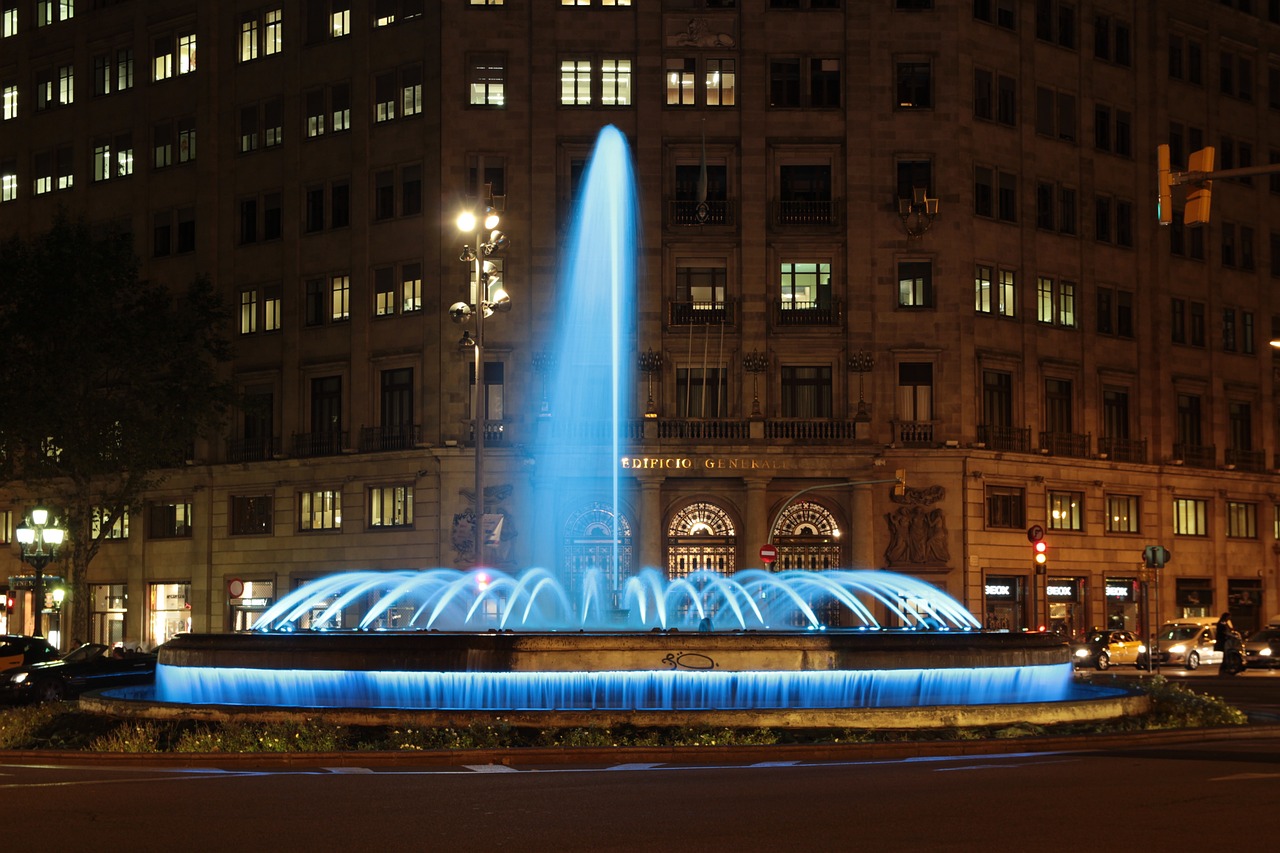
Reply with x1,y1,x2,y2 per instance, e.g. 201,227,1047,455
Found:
463,764,519,773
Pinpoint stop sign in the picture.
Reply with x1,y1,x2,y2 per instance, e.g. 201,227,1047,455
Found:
760,544,778,564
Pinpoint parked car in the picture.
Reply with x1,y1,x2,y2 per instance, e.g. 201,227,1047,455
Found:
1071,629,1146,670
0,643,156,704
1153,619,1222,670
0,634,60,673
1243,627,1280,670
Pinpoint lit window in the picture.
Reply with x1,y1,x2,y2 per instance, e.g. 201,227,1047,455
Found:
331,274,350,321
2,5,17,38
601,59,632,106
3,83,17,120
1226,501,1257,538
240,19,258,62
402,263,422,312
177,33,196,75
1105,494,1139,534
241,289,258,334
300,490,341,531
92,508,129,540
264,286,282,331
1048,491,1083,531
58,64,73,105
561,59,591,106
1173,497,1208,536
369,485,414,528
265,9,282,54
331,6,350,37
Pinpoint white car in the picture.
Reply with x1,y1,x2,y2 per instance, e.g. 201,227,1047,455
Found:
1154,620,1222,670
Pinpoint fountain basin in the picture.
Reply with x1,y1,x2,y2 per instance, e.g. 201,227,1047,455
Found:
148,631,1106,720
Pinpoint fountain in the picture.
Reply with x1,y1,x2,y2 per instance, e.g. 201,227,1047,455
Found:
131,126,1137,729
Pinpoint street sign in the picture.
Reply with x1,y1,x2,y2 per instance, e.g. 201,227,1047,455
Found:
1026,525,1045,543
759,544,778,564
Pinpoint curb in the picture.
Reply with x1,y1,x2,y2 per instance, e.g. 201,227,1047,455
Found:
3,723,1278,770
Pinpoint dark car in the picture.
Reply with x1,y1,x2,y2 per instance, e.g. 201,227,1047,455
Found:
1243,627,1280,670
0,643,156,703
0,634,61,673
1071,629,1146,670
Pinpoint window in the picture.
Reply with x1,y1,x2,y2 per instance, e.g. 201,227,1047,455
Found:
153,33,196,81
976,266,1017,318
1034,182,1076,234
1048,491,1083,531
781,366,832,418
561,59,590,106
896,61,931,108
148,501,192,539
974,0,1017,29
975,264,993,314
1189,301,1206,347
371,164,421,220
1223,308,1237,351
1221,49,1253,101
1094,15,1131,66
602,58,633,106
1096,287,1134,338
675,367,726,418
93,47,134,95
1036,277,1076,327
1173,498,1208,536
375,0,427,24
470,360,506,424
3,82,15,120
779,262,830,312
1035,86,1076,142
469,54,506,107
1176,393,1203,447
91,508,129,540
779,163,834,224
299,490,341,531
1105,494,1139,534
897,362,933,423
373,262,422,316
982,370,1013,429
897,260,932,308
1035,0,1075,48
1094,105,1131,156
1229,401,1253,453
240,288,258,333
2,3,15,37
975,166,1017,221
1,159,16,203
230,496,273,535
241,8,283,62
375,64,421,121
331,274,350,321
986,486,1025,529
768,57,840,108
303,180,350,232
91,133,133,182
370,486,414,528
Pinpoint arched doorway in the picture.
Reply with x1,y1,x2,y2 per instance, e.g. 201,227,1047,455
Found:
666,501,737,580
562,501,634,609
773,500,842,571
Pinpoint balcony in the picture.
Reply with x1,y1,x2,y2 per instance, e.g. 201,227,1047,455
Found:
291,430,348,457
657,419,751,441
772,298,844,328
225,436,280,463
359,424,422,452
668,299,735,326
773,199,839,226
668,198,735,227
894,421,935,447
467,419,508,446
1039,431,1091,458
1098,436,1147,464
766,420,860,442
1172,443,1216,468
1225,448,1266,472
977,424,1031,453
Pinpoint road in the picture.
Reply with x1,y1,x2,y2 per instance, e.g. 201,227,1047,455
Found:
0,668,1276,852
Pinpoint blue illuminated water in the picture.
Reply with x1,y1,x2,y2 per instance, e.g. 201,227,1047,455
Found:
154,663,1077,711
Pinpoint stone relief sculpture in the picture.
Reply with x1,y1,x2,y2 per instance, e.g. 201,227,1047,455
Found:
452,483,517,566
672,18,736,48
884,484,950,568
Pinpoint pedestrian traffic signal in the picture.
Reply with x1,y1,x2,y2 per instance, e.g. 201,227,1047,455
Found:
1184,146,1215,226
1156,144,1172,225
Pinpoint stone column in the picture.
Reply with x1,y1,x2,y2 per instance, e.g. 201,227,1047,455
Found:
639,477,663,570
851,483,875,569
745,475,769,555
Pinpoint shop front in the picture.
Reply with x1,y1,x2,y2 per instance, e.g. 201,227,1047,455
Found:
1104,576,1139,633
1046,576,1086,640
1227,578,1264,633
1174,577,1214,619
983,574,1028,631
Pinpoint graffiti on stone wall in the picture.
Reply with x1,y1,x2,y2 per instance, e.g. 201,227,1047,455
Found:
884,484,950,567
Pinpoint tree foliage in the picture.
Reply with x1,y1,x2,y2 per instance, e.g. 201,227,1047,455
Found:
0,213,232,640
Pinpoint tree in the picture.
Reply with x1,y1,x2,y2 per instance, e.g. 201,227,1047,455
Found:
0,213,232,642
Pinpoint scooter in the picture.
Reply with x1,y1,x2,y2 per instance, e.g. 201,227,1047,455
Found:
1220,630,1247,676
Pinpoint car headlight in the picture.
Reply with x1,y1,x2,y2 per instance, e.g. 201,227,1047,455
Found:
1260,648,1272,657
1168,644,1186,655
1074,648,1088,657
9,672,28,684
1137,644,1147,653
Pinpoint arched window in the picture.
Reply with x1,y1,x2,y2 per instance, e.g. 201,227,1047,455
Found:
562,502,634,608
666,501,736,579
773,500,842,571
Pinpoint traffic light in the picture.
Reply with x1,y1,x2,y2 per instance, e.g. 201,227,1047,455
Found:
893,468,906,497
1156,144,1172,225
1033,540,1048,573
4,594,13,615
1184,146,1215,226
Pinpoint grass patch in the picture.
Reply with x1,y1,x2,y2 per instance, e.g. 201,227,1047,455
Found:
0,676,1248,754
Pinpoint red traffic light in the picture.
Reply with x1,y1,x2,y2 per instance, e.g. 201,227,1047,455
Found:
1033,541,1047,565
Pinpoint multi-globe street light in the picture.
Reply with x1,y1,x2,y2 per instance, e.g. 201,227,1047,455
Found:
14,505,65,638
452,207,510,568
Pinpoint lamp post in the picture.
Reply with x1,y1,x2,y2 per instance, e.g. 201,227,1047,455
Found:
453,207,510,568
743,349,768,418
638,348,663,418
849,350,875,443
14,506,65,638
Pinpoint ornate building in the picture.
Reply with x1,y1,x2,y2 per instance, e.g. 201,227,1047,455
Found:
0,1,1277,648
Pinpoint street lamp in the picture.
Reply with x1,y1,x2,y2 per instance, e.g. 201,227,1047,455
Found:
453,207,511,568
14,505,65,638
743,349,768,417
638,348,663,418
849,350,875,443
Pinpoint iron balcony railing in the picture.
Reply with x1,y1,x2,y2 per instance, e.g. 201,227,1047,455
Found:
668,198,735,227
291,430,348,457
668,299,736,326
467,419,508,446
772,298,844,327
1098,436,1147,464
1039,431,1091,458
226,436,280,463
359,424,422,452
894,421,935,447
977,424,1031,452
1173,443,1216,468
765,420,860,441
657,419,751,441
774,199,839,226
1225,448,1266,472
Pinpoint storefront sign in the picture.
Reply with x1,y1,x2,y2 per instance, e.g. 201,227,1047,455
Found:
1046,581,1078,600
621,456,798,471
1105,584,1132,600
984,581,1017,599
